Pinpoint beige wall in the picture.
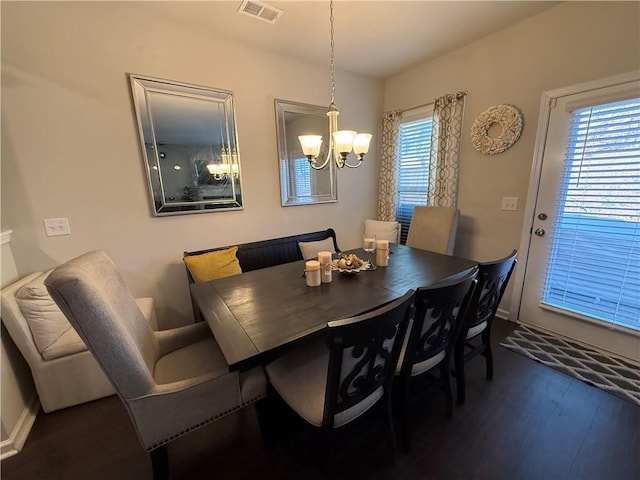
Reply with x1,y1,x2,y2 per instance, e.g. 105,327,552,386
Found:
1,2,382,328
384,1,640,311
386,0,640,262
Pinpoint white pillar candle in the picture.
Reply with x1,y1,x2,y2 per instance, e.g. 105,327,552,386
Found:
305,260,321,287
317,251,333,283
376,239,389,250
376,240,389,267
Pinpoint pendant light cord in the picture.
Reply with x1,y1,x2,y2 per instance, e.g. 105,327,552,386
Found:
329,0,335,105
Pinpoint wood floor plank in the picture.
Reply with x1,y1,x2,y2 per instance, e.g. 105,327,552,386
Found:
569,390,640,479
2,319,638,480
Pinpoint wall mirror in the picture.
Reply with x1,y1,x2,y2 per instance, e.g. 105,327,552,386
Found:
129,74,243,216
275,99,337,206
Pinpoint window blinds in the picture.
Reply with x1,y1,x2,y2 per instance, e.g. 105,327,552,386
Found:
293,157,311,197
395,117,433,243
542,97,640,331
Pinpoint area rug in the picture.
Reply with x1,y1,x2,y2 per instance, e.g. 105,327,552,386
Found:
499,324,640,407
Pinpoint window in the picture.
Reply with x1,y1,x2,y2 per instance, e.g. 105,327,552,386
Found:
395,109,433,243
280,155,313,203
292,157,311,198
543,96,640,331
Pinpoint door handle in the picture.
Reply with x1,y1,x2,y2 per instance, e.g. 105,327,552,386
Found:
534,228,545,237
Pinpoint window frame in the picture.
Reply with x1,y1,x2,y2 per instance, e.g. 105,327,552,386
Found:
395,104,434,244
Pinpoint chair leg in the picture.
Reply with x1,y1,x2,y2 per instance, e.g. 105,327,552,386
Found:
150,445,168,480
399,379,412,453
454,343,466,405
483,329,494,381
441,359,454,419
255,396,278,450
384,395,398,464
322,428,341,480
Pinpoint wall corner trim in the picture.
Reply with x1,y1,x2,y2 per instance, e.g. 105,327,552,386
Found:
0,392,40,460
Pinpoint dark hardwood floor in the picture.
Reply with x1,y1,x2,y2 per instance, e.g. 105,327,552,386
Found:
3,319,639,480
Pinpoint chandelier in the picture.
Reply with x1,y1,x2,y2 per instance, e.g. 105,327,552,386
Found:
298,0,372,170
207,109,239,180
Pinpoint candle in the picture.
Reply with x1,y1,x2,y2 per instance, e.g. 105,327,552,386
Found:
317,251,333,283
305,260,321,287
317,251,332,264
376,240,389,267
364,237,375,251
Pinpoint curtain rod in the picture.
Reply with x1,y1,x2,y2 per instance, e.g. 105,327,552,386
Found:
403,91,468,114
403,102,433,114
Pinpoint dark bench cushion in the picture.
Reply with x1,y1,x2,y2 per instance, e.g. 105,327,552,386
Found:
183,228,340,284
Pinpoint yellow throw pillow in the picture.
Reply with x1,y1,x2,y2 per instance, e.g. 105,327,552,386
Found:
184,246,242,283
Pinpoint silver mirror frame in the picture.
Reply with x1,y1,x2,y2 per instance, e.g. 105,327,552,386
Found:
275,99,337,207
129,74,243,216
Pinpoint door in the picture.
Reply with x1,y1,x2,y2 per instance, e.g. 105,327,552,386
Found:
518,73,640,362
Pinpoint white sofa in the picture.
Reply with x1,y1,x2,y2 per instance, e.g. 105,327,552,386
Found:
1,271,157,413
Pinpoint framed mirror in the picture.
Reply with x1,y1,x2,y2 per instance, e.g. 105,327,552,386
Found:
129,74,243,216
275,99,337,206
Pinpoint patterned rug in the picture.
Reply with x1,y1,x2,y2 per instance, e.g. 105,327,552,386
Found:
499,324,640,407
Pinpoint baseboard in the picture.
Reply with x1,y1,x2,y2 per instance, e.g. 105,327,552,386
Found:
495,308,514,322
0,393,40,460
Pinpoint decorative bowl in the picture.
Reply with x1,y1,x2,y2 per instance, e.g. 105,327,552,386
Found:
330,254,370,273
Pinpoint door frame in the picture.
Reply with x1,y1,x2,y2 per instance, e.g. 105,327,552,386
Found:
510,70,640,322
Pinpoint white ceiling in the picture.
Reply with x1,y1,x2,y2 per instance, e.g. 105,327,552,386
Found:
144,1,561,79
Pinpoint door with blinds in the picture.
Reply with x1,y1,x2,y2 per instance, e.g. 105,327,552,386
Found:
519,74,639,362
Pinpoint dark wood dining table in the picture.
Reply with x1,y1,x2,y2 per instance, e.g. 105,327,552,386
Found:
190,243,477,371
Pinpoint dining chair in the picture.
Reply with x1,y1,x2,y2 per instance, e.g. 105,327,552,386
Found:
265,290,414,474
454,250,517,405
395,268,478,451
364,218,401,244
44,250,267,480
406,206,460,255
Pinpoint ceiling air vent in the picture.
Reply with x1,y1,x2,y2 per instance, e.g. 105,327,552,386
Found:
238,0,283,24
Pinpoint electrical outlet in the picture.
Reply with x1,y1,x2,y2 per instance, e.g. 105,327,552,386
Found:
501,197,519,211
44,218,71,236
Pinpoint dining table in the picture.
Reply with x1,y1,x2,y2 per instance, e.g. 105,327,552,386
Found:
190,243,478,371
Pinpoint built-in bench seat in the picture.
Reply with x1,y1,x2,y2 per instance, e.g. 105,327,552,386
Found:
183,228,340,320
183,228,340,281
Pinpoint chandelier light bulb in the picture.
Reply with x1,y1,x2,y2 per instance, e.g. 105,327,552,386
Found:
298,135,323,159
333,130,357,154
353,133,372,156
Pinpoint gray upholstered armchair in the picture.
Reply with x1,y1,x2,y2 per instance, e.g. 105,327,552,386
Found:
44,250,267,480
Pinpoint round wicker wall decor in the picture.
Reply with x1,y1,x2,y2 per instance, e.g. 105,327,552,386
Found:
471,104,523,155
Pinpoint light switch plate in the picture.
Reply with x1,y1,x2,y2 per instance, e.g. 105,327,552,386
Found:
501,197,519,211
44,218,71,236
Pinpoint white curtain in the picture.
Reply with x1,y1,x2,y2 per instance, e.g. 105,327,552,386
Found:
376,110,402,221
428,92,466,207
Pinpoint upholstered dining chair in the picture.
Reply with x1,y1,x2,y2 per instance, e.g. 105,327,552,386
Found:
364,218,401,244
395,268,478,451
406,206,460,255
44,251,267,480
265,290,414,473
454,250,517,405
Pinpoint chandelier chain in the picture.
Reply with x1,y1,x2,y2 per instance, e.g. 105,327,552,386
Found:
329,0,335,105
298,0,371,170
